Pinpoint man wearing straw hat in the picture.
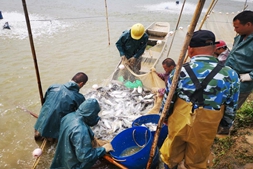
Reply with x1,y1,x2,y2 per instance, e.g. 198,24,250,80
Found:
160,30,240,169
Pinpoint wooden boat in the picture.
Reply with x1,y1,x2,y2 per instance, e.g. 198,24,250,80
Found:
140,22,170,74
109,22,170,90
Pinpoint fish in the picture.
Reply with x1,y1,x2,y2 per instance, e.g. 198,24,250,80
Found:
143,93,154,99
137,86,143,94
85,82,155,141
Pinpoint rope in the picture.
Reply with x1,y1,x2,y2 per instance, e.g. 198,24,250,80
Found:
31,139,47,169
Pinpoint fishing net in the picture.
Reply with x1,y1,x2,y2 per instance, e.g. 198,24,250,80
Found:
164,10,238,63
200,11,237,49
105,10,237,91
105,22,172,90
108,64,165,90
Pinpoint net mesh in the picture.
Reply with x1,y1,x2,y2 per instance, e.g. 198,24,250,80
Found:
105,10,238,90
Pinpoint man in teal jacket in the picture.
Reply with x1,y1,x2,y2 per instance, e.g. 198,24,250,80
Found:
34,72,88,142
225,10,253,109
50,99,113,169
116,23,148,73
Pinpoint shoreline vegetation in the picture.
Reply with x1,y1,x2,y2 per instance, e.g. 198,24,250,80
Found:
211,93,253,169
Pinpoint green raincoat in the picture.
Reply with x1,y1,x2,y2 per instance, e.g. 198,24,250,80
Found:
225,33,253,93
50,99,105,169
34,81,85,139
116,29,148,59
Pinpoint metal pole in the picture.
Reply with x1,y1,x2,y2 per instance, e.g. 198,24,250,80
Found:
22,0,44,105
146,0,206,168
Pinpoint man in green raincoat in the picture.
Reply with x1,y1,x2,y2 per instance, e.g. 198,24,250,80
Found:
34,72,88,142
50,99,113,169
116,23,148,74
225,10,253,110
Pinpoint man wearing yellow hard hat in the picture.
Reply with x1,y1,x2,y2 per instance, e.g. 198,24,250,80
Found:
116,23,148,73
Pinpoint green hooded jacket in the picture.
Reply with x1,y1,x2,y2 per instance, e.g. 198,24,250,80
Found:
34,81,85,139
225,33,253,93
50,99,105,169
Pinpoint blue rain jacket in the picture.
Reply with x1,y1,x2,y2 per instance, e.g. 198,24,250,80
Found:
50,99,106,169
34,81,85,139
225,33,253,93
116,29,148,59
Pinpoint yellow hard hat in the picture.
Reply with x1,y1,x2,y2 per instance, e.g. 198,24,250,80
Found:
131,23,145,40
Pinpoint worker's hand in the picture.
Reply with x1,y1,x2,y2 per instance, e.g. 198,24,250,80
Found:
121,56,129,66
240,73,252,82
91,137,99,148
129,57,136,66
158,88,165,97
102,143,114,152
121,55,126,61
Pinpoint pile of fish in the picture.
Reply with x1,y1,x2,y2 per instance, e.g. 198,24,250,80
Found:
84,82,155,141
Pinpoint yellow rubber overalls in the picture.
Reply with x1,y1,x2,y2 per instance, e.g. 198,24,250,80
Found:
160,62,225,169
160,97,224,169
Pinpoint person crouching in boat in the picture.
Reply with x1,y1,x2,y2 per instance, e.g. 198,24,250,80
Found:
116,23,148,74
147,58,176,115
50,99,114,169
34,72,88,143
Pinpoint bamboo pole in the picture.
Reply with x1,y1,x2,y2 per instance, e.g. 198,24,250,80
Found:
166,0,186,57
243,0,248,10
22,0,44,105
146,1,206,168
22,1,46,168
104,0,111,45
31,139,47,169
184,0,217,63
198,0,218,30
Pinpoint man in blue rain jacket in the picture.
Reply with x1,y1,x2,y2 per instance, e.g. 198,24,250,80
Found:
50,99,113,169
34,72,88,142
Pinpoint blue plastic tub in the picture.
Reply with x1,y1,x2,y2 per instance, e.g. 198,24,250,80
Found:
110,126,159,169
132,114,168,148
